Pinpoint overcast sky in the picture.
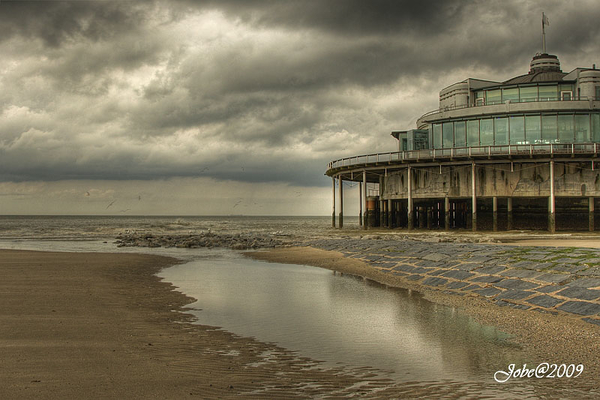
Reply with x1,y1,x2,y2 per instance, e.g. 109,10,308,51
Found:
1,0,599,215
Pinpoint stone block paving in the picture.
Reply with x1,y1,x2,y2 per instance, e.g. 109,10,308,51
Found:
307,237,600,327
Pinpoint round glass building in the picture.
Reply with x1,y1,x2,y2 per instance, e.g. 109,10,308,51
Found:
326,53,600,232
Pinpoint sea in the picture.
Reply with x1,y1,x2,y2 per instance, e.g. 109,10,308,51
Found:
0,215,590,397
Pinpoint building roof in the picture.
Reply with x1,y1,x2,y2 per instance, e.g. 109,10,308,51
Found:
503,70,568,84
502,53,570,85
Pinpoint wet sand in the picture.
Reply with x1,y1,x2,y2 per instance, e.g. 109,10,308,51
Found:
0,249,399,399
2,248,599,398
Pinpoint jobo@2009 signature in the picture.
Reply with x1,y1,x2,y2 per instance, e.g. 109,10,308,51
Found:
494,363,584,383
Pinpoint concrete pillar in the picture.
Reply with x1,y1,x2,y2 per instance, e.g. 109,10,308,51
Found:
362,171,368,229
407,166,414,230
419,207,426,228
493,196,498,232
471,162,477,231
332,177,336,228
444,197,450,231
379,200,384,227
590,197,595,232
427,207,432,229
507,197,513,230
549,160,555,233
358,182,362,228
338,176,344,229
387,199,392,228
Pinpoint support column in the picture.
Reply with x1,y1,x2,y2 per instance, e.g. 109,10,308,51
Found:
471,162,477,232
427,207,432,229
507,197,513,230
549,160,555,233
407,166,414,230
338,176,344,229
358,182,363,228
379,199,384,227
444,197,450,231
363,171,368,229
493,196,498,232
590,197,595,232
387,199,392,228
332,177,336,228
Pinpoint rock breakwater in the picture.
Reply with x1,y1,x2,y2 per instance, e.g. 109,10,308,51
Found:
115,232,287,250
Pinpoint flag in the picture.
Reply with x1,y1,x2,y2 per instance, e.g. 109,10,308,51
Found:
542,12,549,27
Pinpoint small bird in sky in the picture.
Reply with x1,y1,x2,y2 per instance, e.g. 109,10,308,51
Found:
106,200,117,209
233,199,242,208
85,191,90,197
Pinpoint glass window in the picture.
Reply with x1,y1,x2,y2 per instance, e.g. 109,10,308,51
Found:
502,88,519,103
593,114,600,142
542,115,558,142
560,84,574,93
467,120,479,146
486,89,501,105
454,121,466,147
475,91,485,106
519,86,538,102
433,124,442,149
442,122,454,148
495,117,509,145
510,116,525,144
575,114,590,142
525,115,541,143
539,85,558,101
558,115,574,143
480,119,494,145
596,87,600,100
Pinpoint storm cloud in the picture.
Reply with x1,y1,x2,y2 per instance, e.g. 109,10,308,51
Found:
0,0,599,214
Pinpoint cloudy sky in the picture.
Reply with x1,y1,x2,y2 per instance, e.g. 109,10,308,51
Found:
1,0,599,215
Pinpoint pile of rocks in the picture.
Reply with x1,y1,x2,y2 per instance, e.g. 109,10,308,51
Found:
115,231,286,250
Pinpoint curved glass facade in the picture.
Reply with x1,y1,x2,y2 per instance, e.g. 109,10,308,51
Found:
430,112,600,148
474,83,575,106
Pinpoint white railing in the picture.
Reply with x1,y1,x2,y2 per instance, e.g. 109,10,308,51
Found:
327,143,600,171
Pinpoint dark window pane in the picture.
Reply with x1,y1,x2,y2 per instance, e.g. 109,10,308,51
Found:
495,117,508,145
520,86,538,102
433,124,442,149
442,122,454,148
539,85,558,101
558,115,574,143
467,120,479,146
575,115,590,142
455,121,466,147
480,119,494,145
525,115,541,143
510,116,525,144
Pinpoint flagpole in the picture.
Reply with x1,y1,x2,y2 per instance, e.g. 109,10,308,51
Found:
542,12,547,53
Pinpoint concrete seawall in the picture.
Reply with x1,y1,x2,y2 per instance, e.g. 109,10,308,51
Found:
306,236,600,327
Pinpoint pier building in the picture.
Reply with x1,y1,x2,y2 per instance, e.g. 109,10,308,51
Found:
326,52,600,232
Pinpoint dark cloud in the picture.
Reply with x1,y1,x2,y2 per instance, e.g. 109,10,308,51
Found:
177,0,466,36
1,0,599,192
0,1,150,47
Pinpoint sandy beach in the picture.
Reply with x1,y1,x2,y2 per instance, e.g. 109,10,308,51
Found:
0,249,384,398
2,247,600,398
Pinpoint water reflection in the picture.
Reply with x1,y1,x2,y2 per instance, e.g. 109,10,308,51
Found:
159,250,528,382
